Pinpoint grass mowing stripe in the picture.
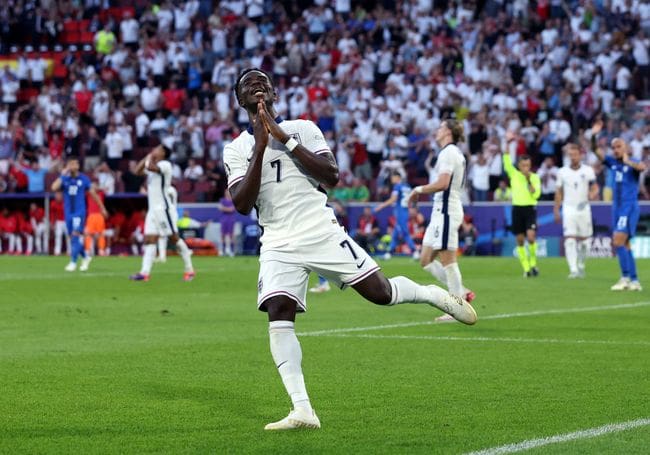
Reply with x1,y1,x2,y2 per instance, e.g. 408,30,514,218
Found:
299,301,650,336
317,333,650,347
465,417,650,455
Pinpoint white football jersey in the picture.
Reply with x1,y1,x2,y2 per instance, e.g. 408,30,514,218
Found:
146,160,173,211
432,143,466,214
557,164,596,209
223,119,337,250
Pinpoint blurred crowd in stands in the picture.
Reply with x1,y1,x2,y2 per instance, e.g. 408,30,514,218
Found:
1,0,650,254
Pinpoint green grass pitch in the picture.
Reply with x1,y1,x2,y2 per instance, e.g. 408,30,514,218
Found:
1,255,649,454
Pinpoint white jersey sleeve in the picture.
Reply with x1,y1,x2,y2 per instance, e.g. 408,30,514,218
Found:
222,119,340,251
298,120,332,155
223,140,251,189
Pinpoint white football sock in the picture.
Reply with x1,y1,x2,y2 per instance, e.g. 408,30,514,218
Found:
269,321,312,412
444,262,464,296
158,236,168,261
389,276,448,305
140,244,156,275
176,239,194,272
577,239,589,271
423,260,447,285
564,238,578,274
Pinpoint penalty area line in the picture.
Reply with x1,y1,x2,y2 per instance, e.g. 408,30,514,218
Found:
464,417,650,455
299,301,650,336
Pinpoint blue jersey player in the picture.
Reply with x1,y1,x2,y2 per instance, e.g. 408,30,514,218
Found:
592,121,646,291
51,157,107,272
374,172,418,259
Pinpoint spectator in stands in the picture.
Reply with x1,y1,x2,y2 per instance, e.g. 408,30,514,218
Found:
183,158,204,181
354,206,380,253
493,179,512,202
469,154,490,202
103,123,124,171
95,23,116,56
8,163,28,192
349,177,370,202
95,162,115,195
538,156,559,201
22,160,47,193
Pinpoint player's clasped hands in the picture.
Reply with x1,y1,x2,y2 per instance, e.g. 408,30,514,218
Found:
258,99,290,145
252,100,269,151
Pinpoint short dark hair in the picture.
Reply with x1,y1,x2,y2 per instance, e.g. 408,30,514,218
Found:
161,145,172,159
66,155,80,163
233,67,274,104
518,154,532,163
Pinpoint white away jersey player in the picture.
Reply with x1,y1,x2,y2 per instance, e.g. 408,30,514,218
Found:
557,164,596,237
223,118,379,311
224,119,341,251
144,160,178,236
423,143,466,250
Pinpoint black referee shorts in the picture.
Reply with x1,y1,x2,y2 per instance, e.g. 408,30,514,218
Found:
511,206,537,235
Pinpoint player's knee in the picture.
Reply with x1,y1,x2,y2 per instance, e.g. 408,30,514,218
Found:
370,279,393,306
265,297,297,321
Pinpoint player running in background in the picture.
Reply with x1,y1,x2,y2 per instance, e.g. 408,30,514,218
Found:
554,144,599,278
591,121,645,291
129,145,195,282
51,156,108,272
409,120,474,322
373,172,418,260
84,187,107,256
225,68,476,431
503,131,541,277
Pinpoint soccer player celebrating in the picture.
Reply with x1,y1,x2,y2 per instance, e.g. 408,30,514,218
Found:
129,145,195,282
409,120,474,321
51,157,108,272
503,131,541,277
373,172,418,259
591,120,645,291
554,144,599,278
224,68,476,431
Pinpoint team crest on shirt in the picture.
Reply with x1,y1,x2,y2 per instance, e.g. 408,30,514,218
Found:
257,278,263,294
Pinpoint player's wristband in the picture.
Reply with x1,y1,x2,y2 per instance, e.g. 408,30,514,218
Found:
414,186,424,194
284,138,299,153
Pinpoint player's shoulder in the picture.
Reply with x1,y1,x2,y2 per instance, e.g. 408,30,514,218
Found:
224,131,252,156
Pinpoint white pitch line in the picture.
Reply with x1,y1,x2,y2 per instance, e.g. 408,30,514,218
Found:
464,417,650,455
299,301,650,336
318,333,650,347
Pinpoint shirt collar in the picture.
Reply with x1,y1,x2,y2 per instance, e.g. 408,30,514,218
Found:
247,115,283,135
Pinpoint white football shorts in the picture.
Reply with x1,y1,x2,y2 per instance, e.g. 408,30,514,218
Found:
144,208,178,236
562,205,593,238
257,228,380,312
422,208,463,251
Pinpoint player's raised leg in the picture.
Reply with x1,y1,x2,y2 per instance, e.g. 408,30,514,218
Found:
354,269,477,325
